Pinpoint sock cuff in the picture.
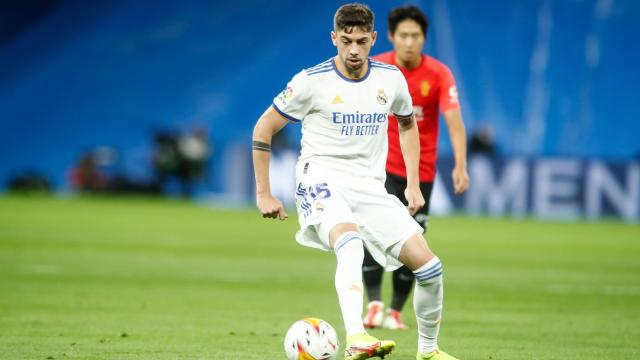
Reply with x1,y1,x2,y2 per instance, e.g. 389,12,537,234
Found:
413,256,442,284
333,231,362,254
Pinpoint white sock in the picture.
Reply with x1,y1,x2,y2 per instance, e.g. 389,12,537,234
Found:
334,231,366,336
413,256,443,354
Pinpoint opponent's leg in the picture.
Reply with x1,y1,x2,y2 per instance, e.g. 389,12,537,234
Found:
382,265,413,330
390,265,414,311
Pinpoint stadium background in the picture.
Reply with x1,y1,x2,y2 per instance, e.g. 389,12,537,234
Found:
1,0,639,221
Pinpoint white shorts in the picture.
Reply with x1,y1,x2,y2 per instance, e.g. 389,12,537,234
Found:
294,161,423,270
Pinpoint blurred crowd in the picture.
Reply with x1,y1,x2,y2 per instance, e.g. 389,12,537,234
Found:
68,127,212,197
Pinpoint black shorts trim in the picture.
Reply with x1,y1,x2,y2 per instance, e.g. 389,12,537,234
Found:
384,172,434,216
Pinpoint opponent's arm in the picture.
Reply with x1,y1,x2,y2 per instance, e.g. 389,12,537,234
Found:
397,114,425,215
443,109,469,194
252,106,290,220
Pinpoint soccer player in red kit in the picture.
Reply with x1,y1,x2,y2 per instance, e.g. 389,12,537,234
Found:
363,5,470,331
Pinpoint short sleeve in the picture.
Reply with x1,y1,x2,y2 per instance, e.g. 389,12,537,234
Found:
391,73,413,117
438,65,460,113
272,71,312,122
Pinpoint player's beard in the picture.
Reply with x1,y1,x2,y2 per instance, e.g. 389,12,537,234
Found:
344,56,364,74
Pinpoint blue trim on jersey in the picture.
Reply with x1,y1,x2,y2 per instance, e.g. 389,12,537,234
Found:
272,102,302,122
306,65,332,74
370,60,399,70
307,64,332,71
331,58,371,83
305,59,333,74
371,64,399,71
370,60,398,68
308,59,332,68
307,67,333,76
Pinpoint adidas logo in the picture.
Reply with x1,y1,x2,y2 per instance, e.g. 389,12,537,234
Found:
331,95,344,104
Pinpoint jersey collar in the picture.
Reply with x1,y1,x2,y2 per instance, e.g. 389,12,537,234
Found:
332,58,371,83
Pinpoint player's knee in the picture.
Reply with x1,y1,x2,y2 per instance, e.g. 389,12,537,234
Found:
397,234,435,270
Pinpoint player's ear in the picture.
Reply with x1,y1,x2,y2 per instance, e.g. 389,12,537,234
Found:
371,31,377,46
331,31,337,46
387,31,393,44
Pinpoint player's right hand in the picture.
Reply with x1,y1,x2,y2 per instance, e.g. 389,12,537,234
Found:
256,193,288,220
404,186,425,216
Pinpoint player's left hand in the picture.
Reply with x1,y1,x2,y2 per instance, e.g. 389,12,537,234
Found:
452,166,469,194
404,186,425,216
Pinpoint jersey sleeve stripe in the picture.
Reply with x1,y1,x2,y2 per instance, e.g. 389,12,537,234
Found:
393,111,413,118
370,60,397,67
307,64,332,70
370,60,394,66
272,102,302,122
371,64,399,71
305,59,332,71
306,65,332,73
306,68,333,76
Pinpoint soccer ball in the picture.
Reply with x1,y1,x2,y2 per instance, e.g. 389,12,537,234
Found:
284,317,339,360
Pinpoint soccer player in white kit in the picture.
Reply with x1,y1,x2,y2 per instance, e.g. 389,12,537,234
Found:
252,4,459,360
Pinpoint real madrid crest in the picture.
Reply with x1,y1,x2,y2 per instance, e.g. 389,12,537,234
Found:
377,89,388,105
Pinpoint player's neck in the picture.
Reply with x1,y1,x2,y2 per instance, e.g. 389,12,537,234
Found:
394,53,423,70
334,56,369,80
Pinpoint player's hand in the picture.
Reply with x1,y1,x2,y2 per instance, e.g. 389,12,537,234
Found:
404,186,425,216
452,166,469,194
256,193,288,220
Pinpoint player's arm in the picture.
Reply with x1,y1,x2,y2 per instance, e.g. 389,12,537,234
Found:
397,114,425,215
252,106,290,220
443,108,469,194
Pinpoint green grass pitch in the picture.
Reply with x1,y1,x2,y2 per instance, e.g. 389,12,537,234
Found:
0,196,639,359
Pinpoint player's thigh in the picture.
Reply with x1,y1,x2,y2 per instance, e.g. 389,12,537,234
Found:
353,185,422,253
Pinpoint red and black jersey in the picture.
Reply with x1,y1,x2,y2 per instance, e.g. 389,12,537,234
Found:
374,51,460,182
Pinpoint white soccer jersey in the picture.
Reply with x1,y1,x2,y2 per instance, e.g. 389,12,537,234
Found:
273,57,413,180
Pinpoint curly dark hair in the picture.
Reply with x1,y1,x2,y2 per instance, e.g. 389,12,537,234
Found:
334,3,375,33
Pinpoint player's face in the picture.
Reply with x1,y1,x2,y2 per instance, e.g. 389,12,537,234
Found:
332,27,377,76
389,19,424,66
